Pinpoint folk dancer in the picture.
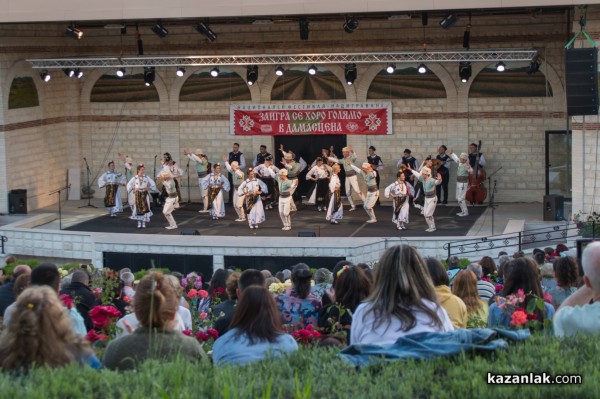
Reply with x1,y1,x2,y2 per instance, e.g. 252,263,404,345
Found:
118,152,135,206
350,163,378,223
160,171,179,230
279,145,306,212
255,155,280,210
326,164,343,225
201,163,230,220
253,145,271,167
237,168,268,229
306,157,332,212
409,165,442,232
321,147,337,167
384,172,414,230
184,148,210,213
223,157,246,222
448,151,473,217
276,169,297,231
435,145,451,205
227,143,246,204
367,146,384,205
98,161,126,217
127,164,157,229
328,146,365,211
157,152,183,209
413,157,434,215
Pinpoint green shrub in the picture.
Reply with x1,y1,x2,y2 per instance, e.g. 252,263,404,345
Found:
440,257,471,269
3,259,39,276
133,268,171,281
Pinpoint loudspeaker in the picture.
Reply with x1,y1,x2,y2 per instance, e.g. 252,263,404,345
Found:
543,195,564,221
8,189,27,214
180,229,200,236
297,232,316,237
566,48,599,116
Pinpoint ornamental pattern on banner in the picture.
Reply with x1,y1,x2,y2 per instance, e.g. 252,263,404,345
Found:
230,102,392,135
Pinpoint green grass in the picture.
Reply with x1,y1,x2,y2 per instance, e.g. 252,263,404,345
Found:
0,334,595,398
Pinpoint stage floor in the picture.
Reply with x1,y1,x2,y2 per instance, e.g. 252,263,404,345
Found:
65,202,487,237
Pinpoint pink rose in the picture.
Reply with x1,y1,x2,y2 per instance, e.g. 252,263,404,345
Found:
198,290,209,298
510,308,528,327
199,312,208,321
187,289,198,298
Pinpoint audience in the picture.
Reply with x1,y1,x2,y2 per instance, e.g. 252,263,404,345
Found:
311,268,333,297
546,256,579,309
351,245,453,345
276,264,322,328
466,263,496,303
479,256,497,279
213,286,298,365
540,263,557,291
59,269,98,331
0,265,32,317
198,269,231,313
452,270,489,327
426,257,468,329
212,272,241,336
121,272,136,297
2,274,31,327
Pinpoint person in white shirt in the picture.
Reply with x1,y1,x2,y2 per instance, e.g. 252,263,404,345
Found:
384,171,413,230
237,168,268,229
223,157,246,222
306,157,332,212
98,161,126,217
328,146,365,211
184,148,210,213
351,244,453,345
255,156,280,210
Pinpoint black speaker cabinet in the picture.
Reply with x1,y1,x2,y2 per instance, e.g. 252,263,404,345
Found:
543,194,564,221
8,189,27,214
180,229,200,236
565,48,599,116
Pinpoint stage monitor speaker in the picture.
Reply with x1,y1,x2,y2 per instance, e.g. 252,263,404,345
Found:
297,232,316,237
543,194,564,221
180,229,200,236
565,48,599,116
8,189,27,214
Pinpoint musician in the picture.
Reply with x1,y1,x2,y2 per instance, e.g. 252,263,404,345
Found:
237,168,268,229
127,164,157,229
435,145,451,205
157,152,183,209
397,149,418,182
384,172,413,231
468,143,486,169
326,164,343,225
227,143,246,204
160,171,178,230
253,145,271,167
223,157,246,222
201,163,230,220
409,165,442,233
184,148,210,213
351,163,378,223
306,157,332,212
448,151,473,217
254,155,280,210
367,146,383,206
328,146,365,211
98,161,126,217
276,169,297,231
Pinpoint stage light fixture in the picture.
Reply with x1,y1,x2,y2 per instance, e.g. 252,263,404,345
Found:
246,65,258,86
418,63,427,74
386,64,395,74
116,68,126,78
65,26,83,39
63,68,75,78
439,13,458,29
210,67,219,77
463,24,471,49
459,62,471,83
75,69,83,79
275,66,285,76
496,61,506,72
343,17,359,33
144,66,155,86
344,63,357,85
196,22,217,42
40,70,51,82
308,65,317,75
299,17,309,41
527,58,541,75
176,67,186,77
151,23,169,38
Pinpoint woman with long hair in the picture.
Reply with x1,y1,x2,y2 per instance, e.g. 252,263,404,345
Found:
351,245,453,345
426,257,468,328
546,256,579,309
488,258,555,330
0,286,98,371
276,264,322,328
452,270,489,327
103,272,205,370
479,256,497,280
213,286,298,365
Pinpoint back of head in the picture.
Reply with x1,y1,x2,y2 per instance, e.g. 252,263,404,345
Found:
121,272,135,286
238,269,266,292
451,270,481,313
209,269,230,293
30,263,60,291
134,272,178,329
553,256,579,288
334,266,371,312
466,263,483,279
70,270,90,286
479,256,496,277
534,252,546,266
261,269,272,278
230,285,282,344
502,258,542,298
225,272,241,300
540,263,554,279
163,274,183,299
12,265,32,280
291,263,312,299
119,268,132,276
281,269,291,281
314,268,333,285
582,242,600,291
12,274,30,298
426,257,450,286
447,256,460,269
331,260,353,286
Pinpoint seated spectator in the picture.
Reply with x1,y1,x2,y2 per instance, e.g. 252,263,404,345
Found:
281,269,291,281
212,286,298,365
212,272,241,336
311,268,333,297
198,269,231,313
426,258,468,329
466,263,496,303
546,256,579,310
452,270,489,328
544,247,555,261
533,251,546,270
540,263,557,291
321,260,353,307
0,285,99,371
59,269,97,331
356,263,374,283
351,245,453,345
488,258,554,330
261,270,272,278
165,275,192,330
479,256,497,280
275,272,285,283
554,242,600,337
553,244,569,258
276,264,322,328
3,274,31,327
103,272,206,370
317,265,371,342
0,265,31,317
447,256,460,270
121,272,136,298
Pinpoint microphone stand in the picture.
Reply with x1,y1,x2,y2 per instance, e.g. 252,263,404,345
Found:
186,158,191,204
50,184,71,230
79,158,98,208
487,166,502,235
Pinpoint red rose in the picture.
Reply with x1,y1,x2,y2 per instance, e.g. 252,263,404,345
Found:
85,329,109,342
182,329,192,337
187,289,198,299
198,290,209,298
196,331,210,341
89,305,122,330
206,328,219,340
60,294,74,310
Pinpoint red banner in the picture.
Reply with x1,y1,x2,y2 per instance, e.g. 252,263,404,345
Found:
230,102,392,135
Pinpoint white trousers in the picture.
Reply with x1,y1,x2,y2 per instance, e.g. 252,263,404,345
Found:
345,175,365,207
163,197,177,226
197,178,208,210
279,196,292,228
456,181,469,215
233,189,246,219
364,190,379,220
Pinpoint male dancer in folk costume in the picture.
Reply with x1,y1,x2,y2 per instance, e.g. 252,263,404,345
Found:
350,162,378,223
306,157,332,212
384,171,414,230
227,143,246,204
413,157,434,215
253,145,271,167
202,163,230,220
435,145,451,205
448,150,473,217
184,148,210,213
326,164,343,225
98,161,126,217
408,165,442,232
157,152,183,209
237,168,268,229
118,152,135,206
367,146,383,206
279,145,306,212
276,169,297,231
254,155,280,210
127,164,158,229
160,171,179,230
328,146,365,212
223,157,246,222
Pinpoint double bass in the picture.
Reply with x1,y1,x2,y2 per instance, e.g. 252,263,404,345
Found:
467,140,487,204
